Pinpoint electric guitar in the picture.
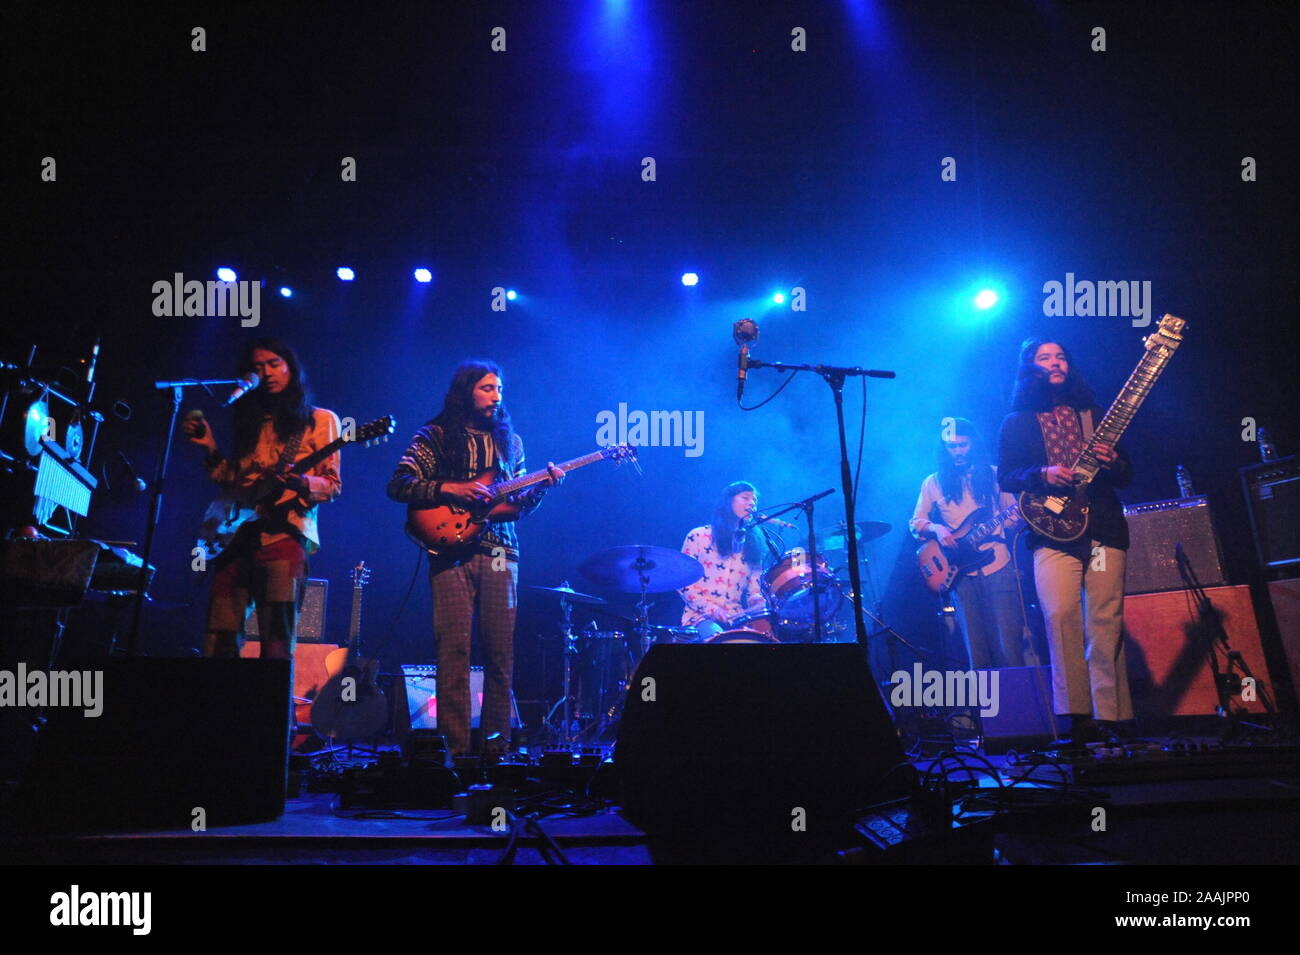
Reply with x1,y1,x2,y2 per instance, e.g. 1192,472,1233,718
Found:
1018,314,1186,541
196,415,395,559
310,561,388,741
916,501,1023,595
406,444,638,551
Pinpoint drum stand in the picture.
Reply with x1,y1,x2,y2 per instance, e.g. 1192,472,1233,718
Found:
543,587,580,748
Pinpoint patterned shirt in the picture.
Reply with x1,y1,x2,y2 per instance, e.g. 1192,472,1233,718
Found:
206,408,341,553
678,526,766,626
386,423,544,560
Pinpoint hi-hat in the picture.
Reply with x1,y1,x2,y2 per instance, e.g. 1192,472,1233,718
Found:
578,544,704,594
530,583,606,605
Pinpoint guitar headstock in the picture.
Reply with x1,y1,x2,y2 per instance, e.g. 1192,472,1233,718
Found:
350,561,371,588
1145,314,1186,353
603,444,639,464
347,415,397,447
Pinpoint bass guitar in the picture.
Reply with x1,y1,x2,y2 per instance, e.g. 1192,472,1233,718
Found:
310,561,388,741
1018,314,1186,541
916,501,1023,595
406,444,637,551
196,415,395,559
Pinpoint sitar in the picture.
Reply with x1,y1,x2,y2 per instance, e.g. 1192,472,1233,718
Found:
406,443,637,551
1018,314,1186,542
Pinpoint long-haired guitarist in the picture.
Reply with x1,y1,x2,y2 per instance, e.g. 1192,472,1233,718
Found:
997,339,1133,744
183,338,342,660
386,360,562,756
910,417,1026,669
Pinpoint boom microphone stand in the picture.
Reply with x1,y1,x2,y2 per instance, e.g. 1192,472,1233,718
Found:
126,377,243,656
742,353,895,648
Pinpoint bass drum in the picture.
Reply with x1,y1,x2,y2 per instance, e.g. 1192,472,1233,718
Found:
704,628,781,645
762,548,843,628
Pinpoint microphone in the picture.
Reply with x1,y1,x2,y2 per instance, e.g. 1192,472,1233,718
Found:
224,372,260,405
118,451,147,493
733,318,759,401
752,512,797,530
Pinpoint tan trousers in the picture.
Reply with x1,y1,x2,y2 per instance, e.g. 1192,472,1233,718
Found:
1033,541,1133,721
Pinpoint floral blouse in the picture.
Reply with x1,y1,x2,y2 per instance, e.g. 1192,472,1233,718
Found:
679,526,766,626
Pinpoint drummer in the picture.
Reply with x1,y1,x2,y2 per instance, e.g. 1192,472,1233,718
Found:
679,481,774,640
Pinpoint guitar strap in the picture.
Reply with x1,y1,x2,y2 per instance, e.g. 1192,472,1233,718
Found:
274,425,308,475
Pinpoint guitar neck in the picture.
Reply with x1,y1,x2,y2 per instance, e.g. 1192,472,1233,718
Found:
967,502,1023,546
348,585,363,654
491,449,608,498
1072,318,1183,483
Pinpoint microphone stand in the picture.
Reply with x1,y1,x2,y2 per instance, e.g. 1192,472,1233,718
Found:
125,377,244,657
745,359,895,648
1174,544,1275,742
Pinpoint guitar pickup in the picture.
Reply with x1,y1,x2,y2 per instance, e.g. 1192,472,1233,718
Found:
1044,497,1066,514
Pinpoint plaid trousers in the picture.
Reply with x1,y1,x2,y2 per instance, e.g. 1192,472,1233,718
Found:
429,551,518,754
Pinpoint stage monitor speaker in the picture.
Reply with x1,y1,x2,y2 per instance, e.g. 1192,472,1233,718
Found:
1122,585,1271,717
400,664,521,730
615,645,904,837
1123,496,1227,595
245,577,328,641
18,658,290,832
1242,456,1300,575
978,666,1062,753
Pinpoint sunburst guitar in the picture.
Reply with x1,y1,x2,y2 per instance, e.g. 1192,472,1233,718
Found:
406,444,637,552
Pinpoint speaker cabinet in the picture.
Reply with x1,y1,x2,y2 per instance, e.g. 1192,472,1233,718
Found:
1122,585,1271,717
18,658,290,831
240,641,339,733
245,577,328,641
615,645,903,836
1242,456,1300,575
979,666,1062,752
1123,496,1226,595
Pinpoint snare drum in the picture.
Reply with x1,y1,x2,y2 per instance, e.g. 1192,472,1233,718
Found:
762,548,843,626
704,628,781,644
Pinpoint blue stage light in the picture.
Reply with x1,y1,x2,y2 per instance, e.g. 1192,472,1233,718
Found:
772,292,785,305
216,267,237,282
681,272,699,287
414,268,433,284
279,287,293,298
506,289,518,301
337,267,355,281
974,289,999,310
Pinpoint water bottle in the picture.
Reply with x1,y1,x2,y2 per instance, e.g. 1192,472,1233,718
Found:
1258,427,1278,462
1176,465,1195,498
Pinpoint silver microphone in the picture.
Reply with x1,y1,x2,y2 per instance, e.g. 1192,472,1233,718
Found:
224,372,260,405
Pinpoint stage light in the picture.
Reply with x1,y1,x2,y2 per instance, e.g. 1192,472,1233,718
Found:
506,289,518,301
216,267,237,282
414,268,433,284
279,287,293,298
681,272,699,287
772,292,785,305
337,267,355,281
974,289,999,310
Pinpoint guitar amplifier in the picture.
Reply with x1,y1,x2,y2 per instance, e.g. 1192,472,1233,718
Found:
1242,455,1300,575
1123,496,1226,595
245,577,328,641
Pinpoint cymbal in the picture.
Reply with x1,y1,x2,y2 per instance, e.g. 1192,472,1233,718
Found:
578,544,704,594
530,583,606,605
820,520,892,550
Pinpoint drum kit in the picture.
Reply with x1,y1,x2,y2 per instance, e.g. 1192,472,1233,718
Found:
532,518,893,742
